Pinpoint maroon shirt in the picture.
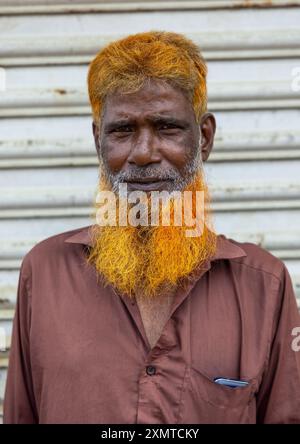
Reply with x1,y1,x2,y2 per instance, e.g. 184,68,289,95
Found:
3,225,300,424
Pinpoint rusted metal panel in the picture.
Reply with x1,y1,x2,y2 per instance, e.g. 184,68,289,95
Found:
0,0,300,15
0,2,300,422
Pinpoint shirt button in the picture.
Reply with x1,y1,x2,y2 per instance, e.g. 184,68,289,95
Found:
146,365,156,376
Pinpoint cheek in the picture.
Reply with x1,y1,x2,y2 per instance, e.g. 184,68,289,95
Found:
102,142,130,172
161,142,195,170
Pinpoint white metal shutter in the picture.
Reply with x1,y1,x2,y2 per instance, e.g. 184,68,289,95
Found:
1,0,300,422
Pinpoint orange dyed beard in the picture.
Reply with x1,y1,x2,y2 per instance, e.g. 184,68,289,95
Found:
86,170,217,300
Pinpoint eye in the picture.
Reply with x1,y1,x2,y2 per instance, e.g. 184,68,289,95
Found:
113,126,133,133
159,123,180,131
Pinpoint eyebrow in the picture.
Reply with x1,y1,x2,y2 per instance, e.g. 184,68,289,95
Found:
103,116,190,132
103,119,134,133
152,116,190,127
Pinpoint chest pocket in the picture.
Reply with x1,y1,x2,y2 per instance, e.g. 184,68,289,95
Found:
178,365,257,424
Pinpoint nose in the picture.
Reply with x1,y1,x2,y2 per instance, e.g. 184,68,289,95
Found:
127,129,161,167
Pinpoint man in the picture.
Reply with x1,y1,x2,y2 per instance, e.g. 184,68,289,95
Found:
4,31,300,424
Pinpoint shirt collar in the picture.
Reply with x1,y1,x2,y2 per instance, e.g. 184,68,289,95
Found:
64,224,247,262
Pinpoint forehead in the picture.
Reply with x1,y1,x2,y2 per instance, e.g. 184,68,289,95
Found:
102,79,194,121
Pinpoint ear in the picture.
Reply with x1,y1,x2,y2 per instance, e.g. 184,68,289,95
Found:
92,121,101,161
199,112,216,162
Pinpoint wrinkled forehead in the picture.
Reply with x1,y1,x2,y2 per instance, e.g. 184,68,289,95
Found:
100,79,195,125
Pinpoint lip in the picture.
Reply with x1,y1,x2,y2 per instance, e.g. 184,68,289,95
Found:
126,180,172,192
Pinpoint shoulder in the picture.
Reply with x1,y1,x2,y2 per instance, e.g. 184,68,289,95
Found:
218,236,298,317
222,235,287,285
20,225,91,273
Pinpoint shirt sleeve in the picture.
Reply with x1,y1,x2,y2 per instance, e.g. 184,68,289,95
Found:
256,262,300,424
3,256,38,424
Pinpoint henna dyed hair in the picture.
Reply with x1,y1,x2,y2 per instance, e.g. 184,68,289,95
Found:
87,30,207,126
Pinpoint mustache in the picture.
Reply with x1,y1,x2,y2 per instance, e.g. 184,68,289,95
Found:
99,147,203,192
110,166,181,183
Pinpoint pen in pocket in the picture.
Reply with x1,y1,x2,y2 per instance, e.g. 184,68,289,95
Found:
214,377,249,388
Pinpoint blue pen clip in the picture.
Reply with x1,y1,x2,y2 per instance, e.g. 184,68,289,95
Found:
214,377,249,388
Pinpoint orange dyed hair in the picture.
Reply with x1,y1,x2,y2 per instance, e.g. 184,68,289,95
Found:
87,30,207,126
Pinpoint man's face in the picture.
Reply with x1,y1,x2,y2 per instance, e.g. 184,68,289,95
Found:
93,79,215,193
89,79,217,298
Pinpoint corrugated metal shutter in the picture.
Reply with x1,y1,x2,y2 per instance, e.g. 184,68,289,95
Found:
1,0,300,422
